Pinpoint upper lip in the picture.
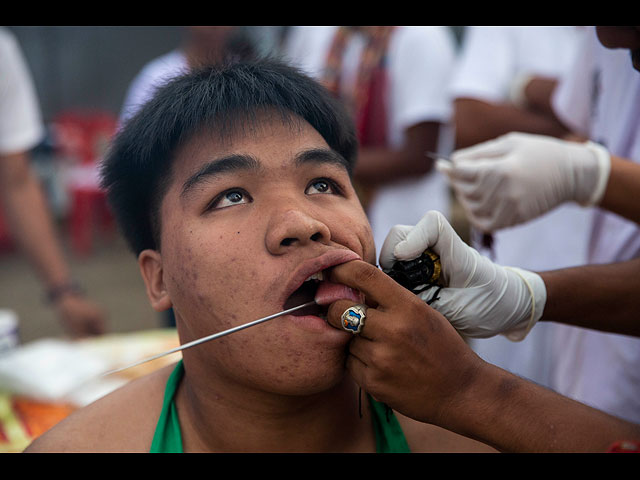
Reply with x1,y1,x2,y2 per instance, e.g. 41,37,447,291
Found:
279,248,361,308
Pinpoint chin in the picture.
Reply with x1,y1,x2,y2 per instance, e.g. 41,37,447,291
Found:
261,343,351,396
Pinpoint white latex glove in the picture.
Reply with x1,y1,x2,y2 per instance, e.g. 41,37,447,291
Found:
437,132,611,232
379,210,547,340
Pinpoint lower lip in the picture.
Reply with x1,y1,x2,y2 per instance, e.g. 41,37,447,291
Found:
286,313,350,337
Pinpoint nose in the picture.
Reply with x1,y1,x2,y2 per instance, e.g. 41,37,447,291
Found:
266,207,332,255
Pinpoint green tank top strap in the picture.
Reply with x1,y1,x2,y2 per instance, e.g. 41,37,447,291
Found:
150,360,410,453
150,360,184,453
368,394,411,453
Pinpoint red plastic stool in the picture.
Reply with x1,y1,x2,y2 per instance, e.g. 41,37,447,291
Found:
53,110,117,257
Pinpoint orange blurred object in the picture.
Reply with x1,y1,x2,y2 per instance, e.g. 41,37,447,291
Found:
0,394,75,453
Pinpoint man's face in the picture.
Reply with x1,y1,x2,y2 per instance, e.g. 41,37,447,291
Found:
142,113,376,395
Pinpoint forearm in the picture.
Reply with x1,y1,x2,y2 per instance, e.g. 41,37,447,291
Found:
0,153,72,290
538,258,640,337
441,361,640,452
521,77,558,116
352,122,439,185
454,98,570,149
599,155,640,224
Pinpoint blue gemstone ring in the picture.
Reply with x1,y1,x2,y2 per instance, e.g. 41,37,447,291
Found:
341,304,368,335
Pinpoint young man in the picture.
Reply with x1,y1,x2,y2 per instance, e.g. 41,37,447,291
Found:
25,59,494,452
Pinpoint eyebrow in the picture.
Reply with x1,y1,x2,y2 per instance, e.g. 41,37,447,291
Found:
180,153,261,198
294,148,351,173
180,148,351,198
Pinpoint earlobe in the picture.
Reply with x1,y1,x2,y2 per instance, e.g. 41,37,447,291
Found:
138,249,173,312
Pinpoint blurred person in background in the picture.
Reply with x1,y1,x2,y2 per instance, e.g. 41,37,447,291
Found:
282,26,457,258
0,27,105,337
448,26,589,389
439,26,640,424
119,26,257,126
532,25,640,424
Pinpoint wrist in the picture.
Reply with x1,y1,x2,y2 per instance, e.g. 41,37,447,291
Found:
436,359,511,446
577,142,611,206
45,281,85,305
502,267,546,341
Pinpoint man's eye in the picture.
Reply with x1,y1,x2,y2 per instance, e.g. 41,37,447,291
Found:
208,189,251,210
306,179,336,195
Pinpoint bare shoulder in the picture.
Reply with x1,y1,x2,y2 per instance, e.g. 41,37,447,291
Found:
24,363,175,453
397,413,498,453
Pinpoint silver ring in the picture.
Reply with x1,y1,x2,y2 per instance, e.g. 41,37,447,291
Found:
341,304,367,334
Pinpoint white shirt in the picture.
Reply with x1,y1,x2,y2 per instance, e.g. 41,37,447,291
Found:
550,27,640,423
449,26,589,387
451,25,591,271
119,49,189,125
284,26,457,256
0,28,44,155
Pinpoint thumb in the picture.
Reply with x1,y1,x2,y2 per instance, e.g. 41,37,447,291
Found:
440,158,486,184
393,210,449,261
379,224,413,269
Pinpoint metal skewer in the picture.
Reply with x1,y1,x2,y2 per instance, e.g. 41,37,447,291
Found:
103,301,317,376
424,150,453,163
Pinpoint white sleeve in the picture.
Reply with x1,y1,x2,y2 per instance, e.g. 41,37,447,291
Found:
0,28,44,155
449,26,515,103
280,26,337,80
551,28,599,137
119,50,188,125
388,26,457,131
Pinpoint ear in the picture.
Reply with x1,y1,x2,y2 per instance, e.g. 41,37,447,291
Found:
138,249,173,312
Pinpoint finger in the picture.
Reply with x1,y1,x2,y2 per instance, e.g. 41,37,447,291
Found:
394,210,464,264
329,260,414,310
449,174,488,202
326,298,379,340
450,133,514,162
390,210,441,261
379,224,413,269
440,159,484,183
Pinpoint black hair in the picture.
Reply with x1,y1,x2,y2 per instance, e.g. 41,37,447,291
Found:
100,57,358,255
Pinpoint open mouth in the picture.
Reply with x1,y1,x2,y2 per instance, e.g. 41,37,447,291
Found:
283,270,328,319
282,268,364,321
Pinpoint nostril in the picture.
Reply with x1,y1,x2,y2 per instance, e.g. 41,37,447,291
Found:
281,238,296,247
310,232,322,242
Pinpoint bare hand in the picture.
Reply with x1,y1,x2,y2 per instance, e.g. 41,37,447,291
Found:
325,260,484,425
55,294,107,338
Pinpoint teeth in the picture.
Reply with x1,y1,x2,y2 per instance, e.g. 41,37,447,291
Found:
304,271,324,282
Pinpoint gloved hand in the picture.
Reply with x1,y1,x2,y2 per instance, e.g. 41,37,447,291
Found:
437,132,611,232
379,210,547,340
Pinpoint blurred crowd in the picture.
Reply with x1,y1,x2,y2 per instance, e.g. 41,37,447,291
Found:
1,25,638,439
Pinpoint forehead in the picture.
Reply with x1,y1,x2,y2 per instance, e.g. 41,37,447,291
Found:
170,114,339,187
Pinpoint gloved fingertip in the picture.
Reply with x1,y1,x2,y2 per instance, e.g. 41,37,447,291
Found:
435,158,453,173
392,241,425,262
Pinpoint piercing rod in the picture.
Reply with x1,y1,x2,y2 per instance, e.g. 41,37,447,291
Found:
102,301,317,376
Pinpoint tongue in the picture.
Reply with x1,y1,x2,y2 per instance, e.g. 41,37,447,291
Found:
314,281,363,306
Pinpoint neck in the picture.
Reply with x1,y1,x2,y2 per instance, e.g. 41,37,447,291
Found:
175,360,376,453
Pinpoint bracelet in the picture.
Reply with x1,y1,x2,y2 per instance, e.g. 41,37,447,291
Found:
45,281,85,304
